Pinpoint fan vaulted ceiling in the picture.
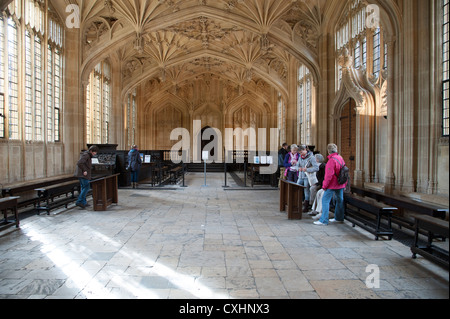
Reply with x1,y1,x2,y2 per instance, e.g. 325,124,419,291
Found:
53,0,336,97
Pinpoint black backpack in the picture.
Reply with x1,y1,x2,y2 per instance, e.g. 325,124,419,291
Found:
331,157,349,185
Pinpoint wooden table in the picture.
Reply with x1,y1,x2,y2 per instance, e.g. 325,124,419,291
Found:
0,196,20,229
90,174,119,211
279,179,305,220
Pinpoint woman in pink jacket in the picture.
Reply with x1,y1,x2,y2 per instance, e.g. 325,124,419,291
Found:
313,144,347,226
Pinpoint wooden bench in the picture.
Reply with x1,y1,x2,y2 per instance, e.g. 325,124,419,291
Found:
411,215,449,269
2,176,77,213
151,162,170,186
350,186,448,231
249,164,276,187
344,194,397,240
35,181,80,215
169,166,184,184
0,196,20,230
279,179,305,220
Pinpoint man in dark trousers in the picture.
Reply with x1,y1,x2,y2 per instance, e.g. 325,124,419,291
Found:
74,145,99,209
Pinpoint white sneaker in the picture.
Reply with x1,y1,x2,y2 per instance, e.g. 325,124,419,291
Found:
312,214,322,220
329,219,344,224
313,221,327,226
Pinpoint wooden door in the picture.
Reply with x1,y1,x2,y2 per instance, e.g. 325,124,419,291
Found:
340,99,357,181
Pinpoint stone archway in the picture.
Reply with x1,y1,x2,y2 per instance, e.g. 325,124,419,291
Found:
200,126,217,160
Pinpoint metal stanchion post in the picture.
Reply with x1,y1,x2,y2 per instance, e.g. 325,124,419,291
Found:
244,162,247,187
181,163,187,187
223,161,229,188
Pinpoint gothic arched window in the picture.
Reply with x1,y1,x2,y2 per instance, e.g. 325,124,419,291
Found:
277,92,286,145
86,61,111,144
0,0,61,142
126,88,137,147
297,65,312,145
335,0,387,91
443,0,450,137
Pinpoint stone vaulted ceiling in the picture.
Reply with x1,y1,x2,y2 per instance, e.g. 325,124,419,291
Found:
68,0,333,99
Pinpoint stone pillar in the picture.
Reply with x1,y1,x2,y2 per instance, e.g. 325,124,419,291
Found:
384,36,396,194
63,25,83,175
285,57,298,144
397,0,416,193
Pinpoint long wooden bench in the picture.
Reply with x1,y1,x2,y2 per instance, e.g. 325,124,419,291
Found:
1,176,78,213
344,194,398,240
350,186,448,231
0,196,20,230
249,164,276,187
411,215,449,269
35,181,80,215
169,165,184,184
151,162,170,186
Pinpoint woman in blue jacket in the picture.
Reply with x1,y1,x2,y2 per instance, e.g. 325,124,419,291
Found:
128,145,142,188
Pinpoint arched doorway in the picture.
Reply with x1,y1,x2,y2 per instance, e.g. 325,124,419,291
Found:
340,98,357,182
200,126,217,161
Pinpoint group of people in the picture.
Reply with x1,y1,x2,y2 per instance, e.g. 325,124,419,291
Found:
278,143,347,225
74,142,346,225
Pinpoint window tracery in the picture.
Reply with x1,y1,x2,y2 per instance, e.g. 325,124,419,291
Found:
297,65,312,145
277,92,286,145
0,0,63,142
443,0,450,137
86,61,111,144
335,0,387,92
127,88,137,147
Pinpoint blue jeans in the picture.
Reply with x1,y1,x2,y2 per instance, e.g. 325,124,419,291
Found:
77,178,90,206
319,188,345,225
296,177,310,201
130,170,139,183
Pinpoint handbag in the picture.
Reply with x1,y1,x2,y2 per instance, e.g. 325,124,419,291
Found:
306,171,318,185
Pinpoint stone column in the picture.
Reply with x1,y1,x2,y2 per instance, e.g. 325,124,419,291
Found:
398,0,416,193
285,57,298,144
63,25,83,175
384,36,396,194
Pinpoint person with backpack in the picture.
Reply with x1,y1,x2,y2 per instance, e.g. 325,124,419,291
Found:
313,144,348,226
128,145,142,188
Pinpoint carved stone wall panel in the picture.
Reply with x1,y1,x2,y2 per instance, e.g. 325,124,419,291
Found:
155,105,183,150
194,104,222,131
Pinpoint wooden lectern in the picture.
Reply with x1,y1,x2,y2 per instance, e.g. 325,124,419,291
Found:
279,179,305,220
90,174,119,211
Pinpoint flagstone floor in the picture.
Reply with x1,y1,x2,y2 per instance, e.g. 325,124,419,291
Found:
0,173,448,299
